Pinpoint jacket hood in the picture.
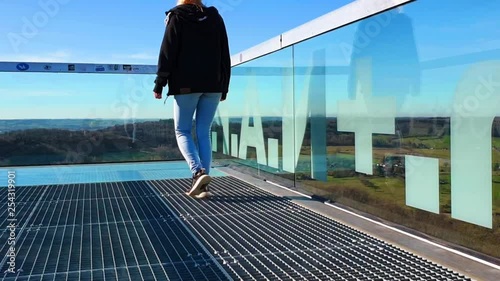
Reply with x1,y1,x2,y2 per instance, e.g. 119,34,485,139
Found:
166,4,220,25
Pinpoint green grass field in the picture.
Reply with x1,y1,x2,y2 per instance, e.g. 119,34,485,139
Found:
294,137,500,258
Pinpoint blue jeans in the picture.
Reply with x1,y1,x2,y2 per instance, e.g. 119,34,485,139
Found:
173,92,222,175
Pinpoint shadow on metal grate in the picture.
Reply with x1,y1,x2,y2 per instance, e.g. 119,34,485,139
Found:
149,176,473,281
0,177,473,280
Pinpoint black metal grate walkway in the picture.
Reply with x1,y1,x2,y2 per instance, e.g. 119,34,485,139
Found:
0,181,228,280
0,176,472,280
152,177,473,281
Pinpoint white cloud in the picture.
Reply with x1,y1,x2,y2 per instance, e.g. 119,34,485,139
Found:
0,50,159,65
111,52,157,62
0,50,72,63
47,50,71,59
128,52,157,60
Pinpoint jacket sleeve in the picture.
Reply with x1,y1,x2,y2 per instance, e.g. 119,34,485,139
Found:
219,16,231,100
154,13,180,94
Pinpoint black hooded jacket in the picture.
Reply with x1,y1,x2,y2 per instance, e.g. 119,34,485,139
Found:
154,4,231,100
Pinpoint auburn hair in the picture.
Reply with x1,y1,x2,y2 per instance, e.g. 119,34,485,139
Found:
177,0,203,5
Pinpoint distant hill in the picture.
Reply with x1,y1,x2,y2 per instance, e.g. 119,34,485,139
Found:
3,116,498,167
0,119,180,166
0,119,159,133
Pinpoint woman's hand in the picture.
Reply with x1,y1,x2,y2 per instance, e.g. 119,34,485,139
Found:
154,91,162,99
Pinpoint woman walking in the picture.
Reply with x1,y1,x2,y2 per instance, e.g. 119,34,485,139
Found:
154,0,231,199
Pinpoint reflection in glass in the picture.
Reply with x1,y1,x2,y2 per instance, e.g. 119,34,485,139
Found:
0,73,183,166
291,0,500,258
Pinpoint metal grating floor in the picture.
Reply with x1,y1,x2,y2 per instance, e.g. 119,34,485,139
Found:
0,181,228,281
0,176,472,280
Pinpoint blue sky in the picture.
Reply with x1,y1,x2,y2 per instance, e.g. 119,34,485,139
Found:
0,0,499,120
0,0,354,63
0,0,353,120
